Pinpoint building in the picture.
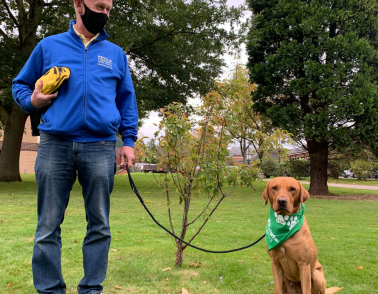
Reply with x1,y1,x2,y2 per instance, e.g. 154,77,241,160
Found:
0,118,39,174
228,146,280,164
288,146,309,161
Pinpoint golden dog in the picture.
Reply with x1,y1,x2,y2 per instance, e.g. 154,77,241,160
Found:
262,177,343,294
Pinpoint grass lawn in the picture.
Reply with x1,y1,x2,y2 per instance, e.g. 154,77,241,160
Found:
1,173,377,294
301,177,378,186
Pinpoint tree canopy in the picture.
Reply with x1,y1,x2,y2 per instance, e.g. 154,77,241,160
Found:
247,0,378,194
214,65,291,165
0,0,246,181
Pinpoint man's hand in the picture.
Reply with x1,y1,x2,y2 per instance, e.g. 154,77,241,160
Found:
31,80,59,109
120,146,135,170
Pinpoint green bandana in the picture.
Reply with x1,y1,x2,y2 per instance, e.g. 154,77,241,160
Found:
266,204,305,251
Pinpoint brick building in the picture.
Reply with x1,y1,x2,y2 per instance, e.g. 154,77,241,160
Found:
0,118,39,174
228,146,280,164
287,146,309,161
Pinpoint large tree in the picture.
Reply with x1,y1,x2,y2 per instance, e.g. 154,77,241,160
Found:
0,0,246,182
247,0,378,194
215,64,291,165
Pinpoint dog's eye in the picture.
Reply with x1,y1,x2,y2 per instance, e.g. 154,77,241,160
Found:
272,186,278,191
289,187,296,192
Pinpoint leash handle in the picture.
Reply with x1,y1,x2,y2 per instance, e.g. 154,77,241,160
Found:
125,166,265,254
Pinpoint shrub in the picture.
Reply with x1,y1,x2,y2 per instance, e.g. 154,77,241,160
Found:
260,159,279,178
350,160,376,180
285,159,310,180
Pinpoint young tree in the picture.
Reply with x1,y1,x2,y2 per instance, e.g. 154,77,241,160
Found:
153,95,260,266
215,65,291,165
247,0,378,194
0,0,246,181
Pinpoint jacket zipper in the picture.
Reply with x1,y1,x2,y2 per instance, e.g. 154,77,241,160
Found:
83,47,87,142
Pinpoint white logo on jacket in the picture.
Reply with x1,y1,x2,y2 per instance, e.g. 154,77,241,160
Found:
97,55,112,69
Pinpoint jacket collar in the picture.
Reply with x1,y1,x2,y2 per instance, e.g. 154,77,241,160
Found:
68,20,109,42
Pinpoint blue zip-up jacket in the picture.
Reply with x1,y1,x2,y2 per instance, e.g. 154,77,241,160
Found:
12,20,138,147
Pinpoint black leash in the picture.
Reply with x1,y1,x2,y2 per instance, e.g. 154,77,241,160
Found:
125,166,266,253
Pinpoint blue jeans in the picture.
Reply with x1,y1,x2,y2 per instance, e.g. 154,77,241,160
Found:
33,133,116,294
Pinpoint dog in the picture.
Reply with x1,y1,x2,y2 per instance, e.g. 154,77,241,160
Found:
262,177,343,294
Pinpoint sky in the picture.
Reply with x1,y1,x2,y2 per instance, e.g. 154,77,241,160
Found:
138,0,250,141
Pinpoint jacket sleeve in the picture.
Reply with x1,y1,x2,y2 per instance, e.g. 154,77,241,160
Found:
116,53,138,148
12,42,45,113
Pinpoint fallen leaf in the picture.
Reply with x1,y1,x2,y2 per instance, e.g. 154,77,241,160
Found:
114,238,118,241
116,256,121,260
25,218,30,220
7,283,11,286
359,266,363,270
111,249,117,252
203,281,207,284
191,272,198,277
252,257,258,259
182,288,189,294
117,231,121,233
29,237,34,242
114,285,122,290
165,278,169,281
162,267,172,271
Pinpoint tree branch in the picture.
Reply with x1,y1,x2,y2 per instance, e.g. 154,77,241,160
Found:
182,194,227,250
2,0,20,27
186,194,214,227
165,174,176,236
0,27,12,45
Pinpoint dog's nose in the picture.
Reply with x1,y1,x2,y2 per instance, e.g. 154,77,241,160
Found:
277,198,287,205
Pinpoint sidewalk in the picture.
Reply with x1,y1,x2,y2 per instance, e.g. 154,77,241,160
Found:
263,179,378,190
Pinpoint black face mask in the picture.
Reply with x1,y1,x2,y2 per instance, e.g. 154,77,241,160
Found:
80,2,109,34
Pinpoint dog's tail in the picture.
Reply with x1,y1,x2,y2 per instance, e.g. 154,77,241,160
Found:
325,287,344,293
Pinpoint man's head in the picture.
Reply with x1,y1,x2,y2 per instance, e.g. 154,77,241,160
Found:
262,177,309,215
74,0,113,35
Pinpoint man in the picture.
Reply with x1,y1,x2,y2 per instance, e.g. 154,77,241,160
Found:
12,0,138,293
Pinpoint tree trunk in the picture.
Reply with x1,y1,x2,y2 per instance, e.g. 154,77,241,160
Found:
175,196,190,267
307,139,330,195
0,0,44,182
0,104,28,182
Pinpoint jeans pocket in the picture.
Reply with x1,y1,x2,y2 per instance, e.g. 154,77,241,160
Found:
39,133,54,144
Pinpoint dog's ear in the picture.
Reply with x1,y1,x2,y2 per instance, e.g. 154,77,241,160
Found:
300,183,310,203
262,182,269,205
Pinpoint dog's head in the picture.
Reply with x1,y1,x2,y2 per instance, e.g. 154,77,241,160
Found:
262,177,309,215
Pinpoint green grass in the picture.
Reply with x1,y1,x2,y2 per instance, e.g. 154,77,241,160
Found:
1,174,378,293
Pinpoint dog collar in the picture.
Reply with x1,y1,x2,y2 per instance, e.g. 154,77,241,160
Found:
266,204,305,251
